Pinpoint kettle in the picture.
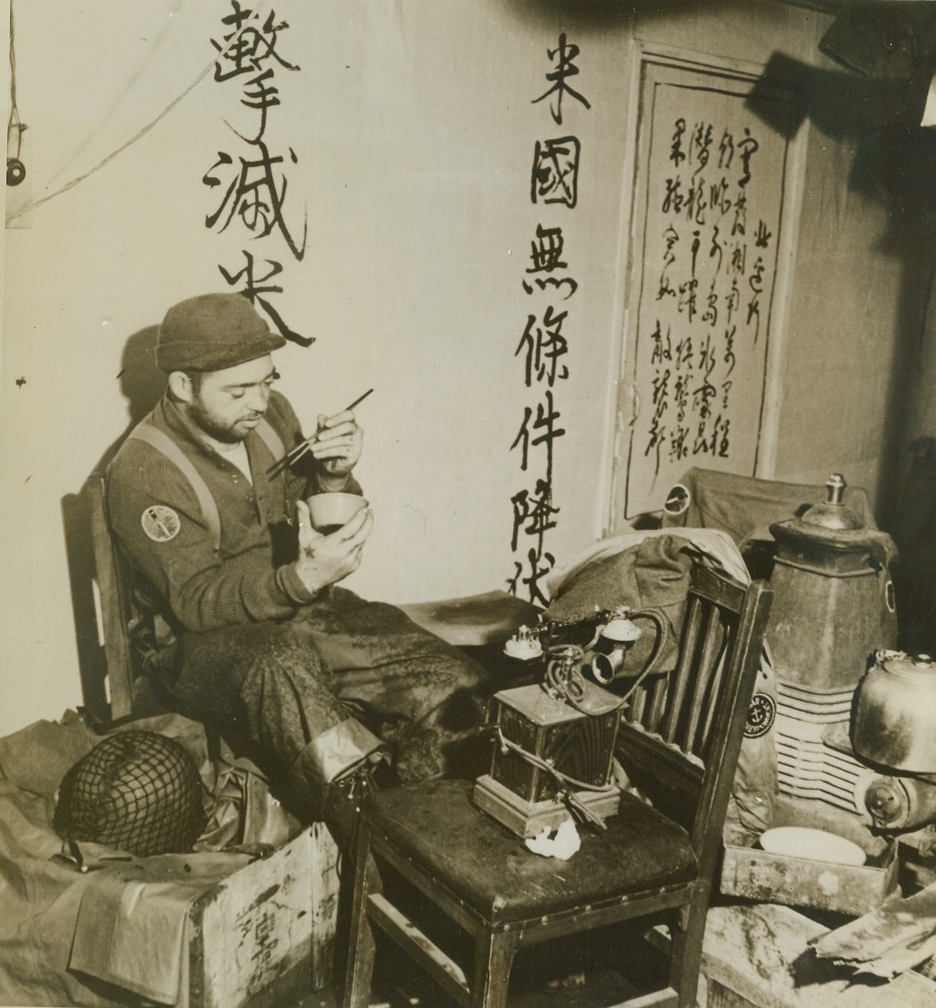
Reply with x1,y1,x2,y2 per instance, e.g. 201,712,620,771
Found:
853,650,936,773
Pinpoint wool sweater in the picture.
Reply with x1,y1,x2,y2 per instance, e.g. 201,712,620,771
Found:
106,390,362,634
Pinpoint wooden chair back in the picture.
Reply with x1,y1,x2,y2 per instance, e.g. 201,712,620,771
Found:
617,563,770,874
86,471,141,722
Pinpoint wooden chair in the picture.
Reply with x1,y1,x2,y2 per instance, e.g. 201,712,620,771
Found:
339,563,772,1008
86,471,146,722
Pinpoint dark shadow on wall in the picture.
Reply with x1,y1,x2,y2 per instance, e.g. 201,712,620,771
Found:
748,47,936,648
749,50,936,501
119,326,168,425
62,324,167,723
890,436,936,655
503,0,704,32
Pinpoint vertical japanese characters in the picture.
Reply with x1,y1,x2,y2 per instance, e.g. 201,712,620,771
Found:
204,1,311,346
621,60,792,519
508,35,589,605
645,119,768,476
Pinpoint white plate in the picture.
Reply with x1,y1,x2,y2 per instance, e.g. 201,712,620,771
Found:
758,826,866,865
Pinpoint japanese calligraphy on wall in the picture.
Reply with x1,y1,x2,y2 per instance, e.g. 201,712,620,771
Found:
205,1,310,345
618,52,798,518
508,35,589,604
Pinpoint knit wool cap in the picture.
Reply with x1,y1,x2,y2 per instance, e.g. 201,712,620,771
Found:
156,293,287,372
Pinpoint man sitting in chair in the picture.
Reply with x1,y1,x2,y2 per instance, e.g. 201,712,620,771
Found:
106,292,487,843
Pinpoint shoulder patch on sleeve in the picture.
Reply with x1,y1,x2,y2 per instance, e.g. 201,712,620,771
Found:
141,505,181,542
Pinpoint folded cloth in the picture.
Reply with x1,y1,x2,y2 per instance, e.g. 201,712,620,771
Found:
810,881,936,979
0,711,295,1007
70,852,252,1006
658,466,878,543
0,709,101,797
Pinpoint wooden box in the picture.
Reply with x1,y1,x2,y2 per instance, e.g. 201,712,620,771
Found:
719,801,899,916
188,822,339,1008
474,684,621,837
486,684,620,800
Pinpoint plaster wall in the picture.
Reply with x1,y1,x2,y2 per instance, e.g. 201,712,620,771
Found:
0,0,917,737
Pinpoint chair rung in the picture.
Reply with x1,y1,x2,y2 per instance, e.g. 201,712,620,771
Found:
367,893,470,1003
613,986,678,1008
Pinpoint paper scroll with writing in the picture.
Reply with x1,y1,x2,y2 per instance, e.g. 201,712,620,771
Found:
620,53,797,518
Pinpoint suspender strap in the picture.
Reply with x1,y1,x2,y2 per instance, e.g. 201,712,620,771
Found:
256,417,285,463
128,423,222,553
127,418,286,553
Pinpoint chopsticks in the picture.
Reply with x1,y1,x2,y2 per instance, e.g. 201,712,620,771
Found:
266,388,374,476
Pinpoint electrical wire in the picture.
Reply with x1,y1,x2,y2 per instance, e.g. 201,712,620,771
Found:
6,0,274,222
8,0,15,118
7,0,26,165
493,727,619,795
47,0,184,189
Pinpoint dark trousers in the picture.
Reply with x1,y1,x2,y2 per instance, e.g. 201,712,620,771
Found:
154,588,488,817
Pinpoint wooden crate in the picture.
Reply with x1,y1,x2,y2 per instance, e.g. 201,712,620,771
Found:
189,822,339,1008
720,799,899,916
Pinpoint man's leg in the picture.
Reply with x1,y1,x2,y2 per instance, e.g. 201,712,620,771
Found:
153,621,384,826
293,589,490,785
